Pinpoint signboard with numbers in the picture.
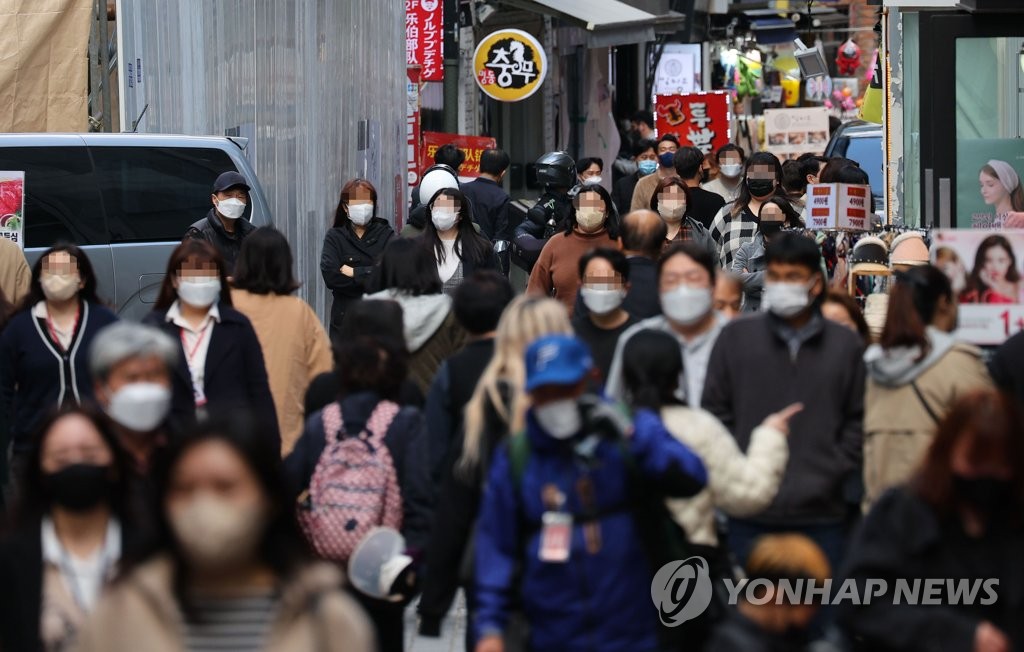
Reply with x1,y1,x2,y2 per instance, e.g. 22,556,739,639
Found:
421,132,497,179
806,184,872,231
406,0,443,81
933,229,1024,345
473,29,547,103
654,92,731,155
0,172,25,248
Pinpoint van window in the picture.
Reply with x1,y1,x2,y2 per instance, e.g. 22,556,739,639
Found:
843,137,884,201
91,147,238,243
0,147,108,248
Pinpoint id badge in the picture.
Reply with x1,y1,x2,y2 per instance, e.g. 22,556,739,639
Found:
539,511,573,563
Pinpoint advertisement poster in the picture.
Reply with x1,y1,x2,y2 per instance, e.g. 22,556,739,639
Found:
0,172,25,247
654,92,731,155
473,29,547,102
421,132,497,180
405,0,443,81
932,229,1024,344
956,139,1024,229
764,107,830,160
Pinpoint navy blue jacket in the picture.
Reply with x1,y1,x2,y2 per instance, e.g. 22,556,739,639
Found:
144,304,278,447
0,300,118,453
475,407,707,652
460,177,511,241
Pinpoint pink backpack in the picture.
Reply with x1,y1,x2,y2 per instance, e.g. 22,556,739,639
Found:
299,400,404,562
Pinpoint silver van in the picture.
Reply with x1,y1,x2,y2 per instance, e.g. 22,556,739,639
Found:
0,133,273,320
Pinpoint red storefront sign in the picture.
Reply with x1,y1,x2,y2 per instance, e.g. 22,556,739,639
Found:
406,0,443,82
421,132,497,178
654,92,731,155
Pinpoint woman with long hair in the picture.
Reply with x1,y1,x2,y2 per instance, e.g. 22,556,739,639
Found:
321,178,396,339
708,151,785,267
232,228,332,456
417,296,572,648
962,234,1023,304
862,265,992,508
0,407,136,651
144,240,277,444
649,176,716,254
841,389,1024,650
527,184,619,314
421,187,498,296
0,244,117,487
76,414,375,652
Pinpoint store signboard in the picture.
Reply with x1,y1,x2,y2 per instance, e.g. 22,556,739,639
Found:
473,29,547,102
406,0,444,81
406,67,422,212
654,92,731,155
807,183,872,231
421,132,497,179
764,107,830,160
956,139,1024,230
0,172,25,247
653,43,702,95
933,229,1024,345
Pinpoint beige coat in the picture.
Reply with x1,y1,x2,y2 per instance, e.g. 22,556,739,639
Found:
863,341,992,509
0,236,30,306
231,290,333,455
74,556,374,652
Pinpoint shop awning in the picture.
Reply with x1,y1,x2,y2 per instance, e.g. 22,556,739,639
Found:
500,0,686,48
750,17,798,45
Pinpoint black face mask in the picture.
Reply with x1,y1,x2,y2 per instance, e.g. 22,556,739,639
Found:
760,221,784,240
700,169,711,184
747,178,776,198
953,474,1013,516
45,464,113,512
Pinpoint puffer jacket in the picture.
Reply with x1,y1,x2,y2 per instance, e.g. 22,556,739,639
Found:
74,556,375,652
863,327,992,508
731,233,767,312
660,406,788,546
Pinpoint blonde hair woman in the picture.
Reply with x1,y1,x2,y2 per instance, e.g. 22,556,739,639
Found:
417,296,572,642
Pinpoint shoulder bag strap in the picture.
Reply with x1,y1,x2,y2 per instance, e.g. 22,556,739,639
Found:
910,380,941,425
321,402,345,444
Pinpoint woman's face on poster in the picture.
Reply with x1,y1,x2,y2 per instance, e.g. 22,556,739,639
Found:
980,171,1009,206
983,244,1014,283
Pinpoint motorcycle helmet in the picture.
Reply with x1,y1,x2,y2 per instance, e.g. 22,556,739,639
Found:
535,151,577,189
418,164,460,205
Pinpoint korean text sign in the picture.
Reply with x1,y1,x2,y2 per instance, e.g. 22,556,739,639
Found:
406,0,443,82
473,29,547,102
0,172,25,248
654,92,730,155
421,132,497,179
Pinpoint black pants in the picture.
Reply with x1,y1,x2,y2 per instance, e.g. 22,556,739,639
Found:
350,588,406,652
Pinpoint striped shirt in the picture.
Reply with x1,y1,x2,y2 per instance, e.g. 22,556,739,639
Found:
184,593,279,652
709,203,760,268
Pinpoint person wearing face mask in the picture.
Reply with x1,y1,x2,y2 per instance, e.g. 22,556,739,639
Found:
862,265,992,510
473,334,707,652
144,240,278,446
840,389,1024,652
0,244,117,501
184,171,256,276
571,249,639,386
650,176,717,255
321,178,396,340
576,156,604,187
605,242,727,408
613,140,658,216
527,186,619,315
630,134,681,211
512,152,577,279
702,143,746,203
0,407,136,652
76,413,375,652
703,233,865,576
710,152,785,268
731,197,798,312
422,188,500,296
674,146,726,229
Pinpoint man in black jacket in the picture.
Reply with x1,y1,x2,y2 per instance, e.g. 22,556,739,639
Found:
675,146,726,229
184,171,256,275
702,232,865,575
613,139,657,216
461,149,511,242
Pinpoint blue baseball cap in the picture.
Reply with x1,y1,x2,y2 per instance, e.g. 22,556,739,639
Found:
525,335,593,392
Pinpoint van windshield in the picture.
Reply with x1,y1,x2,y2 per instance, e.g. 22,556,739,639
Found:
844,137,884,200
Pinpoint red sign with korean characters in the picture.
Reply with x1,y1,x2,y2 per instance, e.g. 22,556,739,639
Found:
654,92,731,155
421,132,497,179
406,0,443,82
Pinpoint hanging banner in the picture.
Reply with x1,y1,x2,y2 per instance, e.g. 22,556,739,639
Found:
421,132,497,179
406,67,422,213
933,229,1024,345
406,0,443,81
654,92,731,155
473,29,547,102
764,107,830,161
0,172,25,248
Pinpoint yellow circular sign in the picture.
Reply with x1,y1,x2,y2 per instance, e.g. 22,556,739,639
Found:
473,29,547,103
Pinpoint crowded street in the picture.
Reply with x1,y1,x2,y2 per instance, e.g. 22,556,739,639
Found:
0,0,1022,651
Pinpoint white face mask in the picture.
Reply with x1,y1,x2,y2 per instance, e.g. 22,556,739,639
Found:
534,399,582,440
658,200,686,223
763,279,816,318
431,207,459,232
347,203,373,226
583,176,603,186
170,494,267,571
661,284,713,326
177,277,221,308
215,197,246,220
719,163,743,178
40,274,81,302
105,382,172,432
581,287,626,315
576,208,606,232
